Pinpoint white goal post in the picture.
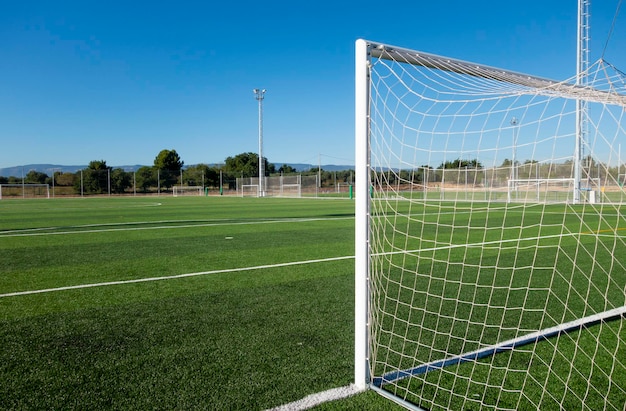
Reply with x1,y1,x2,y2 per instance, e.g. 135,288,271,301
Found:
355,39,626,410
0,184,50,199
172,186,203,197
236,176,310,197
240,184,259,197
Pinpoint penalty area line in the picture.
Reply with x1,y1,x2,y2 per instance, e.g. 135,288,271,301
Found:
0,255,354,299
265,384,366,411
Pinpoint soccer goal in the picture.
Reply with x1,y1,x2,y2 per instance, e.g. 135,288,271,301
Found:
172,186,203,197
278,184,301,198
507,178,576,203
278,175,302,198
0,184,50,199
240,184,259,197
355,39,626,410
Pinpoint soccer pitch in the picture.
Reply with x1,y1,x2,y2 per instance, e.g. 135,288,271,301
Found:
0,196,398,410
1,196,624,409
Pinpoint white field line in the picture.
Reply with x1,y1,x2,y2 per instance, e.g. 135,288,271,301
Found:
3,223,620,298
372,230,622,258
0,216,353,238
0,255,355,299
265,384,366,411
375,305,626,386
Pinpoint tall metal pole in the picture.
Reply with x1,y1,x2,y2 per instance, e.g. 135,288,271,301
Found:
253,89,266,197
575,0,590,204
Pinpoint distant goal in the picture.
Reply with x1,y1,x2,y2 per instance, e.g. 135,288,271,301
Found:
172,186,203,197
236,176,310,197
507,178,576,203
0,184,50,199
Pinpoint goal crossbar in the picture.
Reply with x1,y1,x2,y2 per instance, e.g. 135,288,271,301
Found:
369,42,626,106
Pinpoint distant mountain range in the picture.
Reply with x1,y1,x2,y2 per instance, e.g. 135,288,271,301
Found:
0,163,354,177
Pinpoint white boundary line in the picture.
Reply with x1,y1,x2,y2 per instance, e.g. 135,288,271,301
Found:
0,216,353,238
374,229,623,258
265,384,365,411
4,225,620,299
0,255,354,298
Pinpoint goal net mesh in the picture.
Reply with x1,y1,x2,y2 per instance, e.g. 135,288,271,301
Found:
236,175,317,197
360,41,626,410
0,184,50,199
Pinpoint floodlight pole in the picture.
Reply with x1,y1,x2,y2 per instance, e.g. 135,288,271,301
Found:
254,88,266,197
574,0,590,204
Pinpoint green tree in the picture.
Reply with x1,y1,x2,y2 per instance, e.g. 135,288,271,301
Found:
45,171,61,187
266,162,276,175
183,164,221,188
136,166,156,193
55,172,77,187
439,158,483,169
305,167,338,187
278,164,297,174
335,169,354,184
111,168,132,194
154,149,184,189
25,170,48,184
413,166,434,183
79,160,111,194
205,166,220,188
224,152,273,178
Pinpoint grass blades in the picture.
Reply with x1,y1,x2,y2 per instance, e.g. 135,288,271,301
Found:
2,196,624,410
1,266,355,410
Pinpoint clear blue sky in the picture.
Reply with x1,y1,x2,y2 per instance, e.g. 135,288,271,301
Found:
1,0,624,169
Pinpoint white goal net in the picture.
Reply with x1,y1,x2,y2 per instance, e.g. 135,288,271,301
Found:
172,186,203,197
236,176,316,197
240,184,259,197
0,184,50,199
355,39,626,410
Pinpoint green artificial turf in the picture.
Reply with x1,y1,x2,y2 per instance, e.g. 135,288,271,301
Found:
1,196,624,410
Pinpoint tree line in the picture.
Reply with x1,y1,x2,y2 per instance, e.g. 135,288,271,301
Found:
0,150,355,195
372,155,624,186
